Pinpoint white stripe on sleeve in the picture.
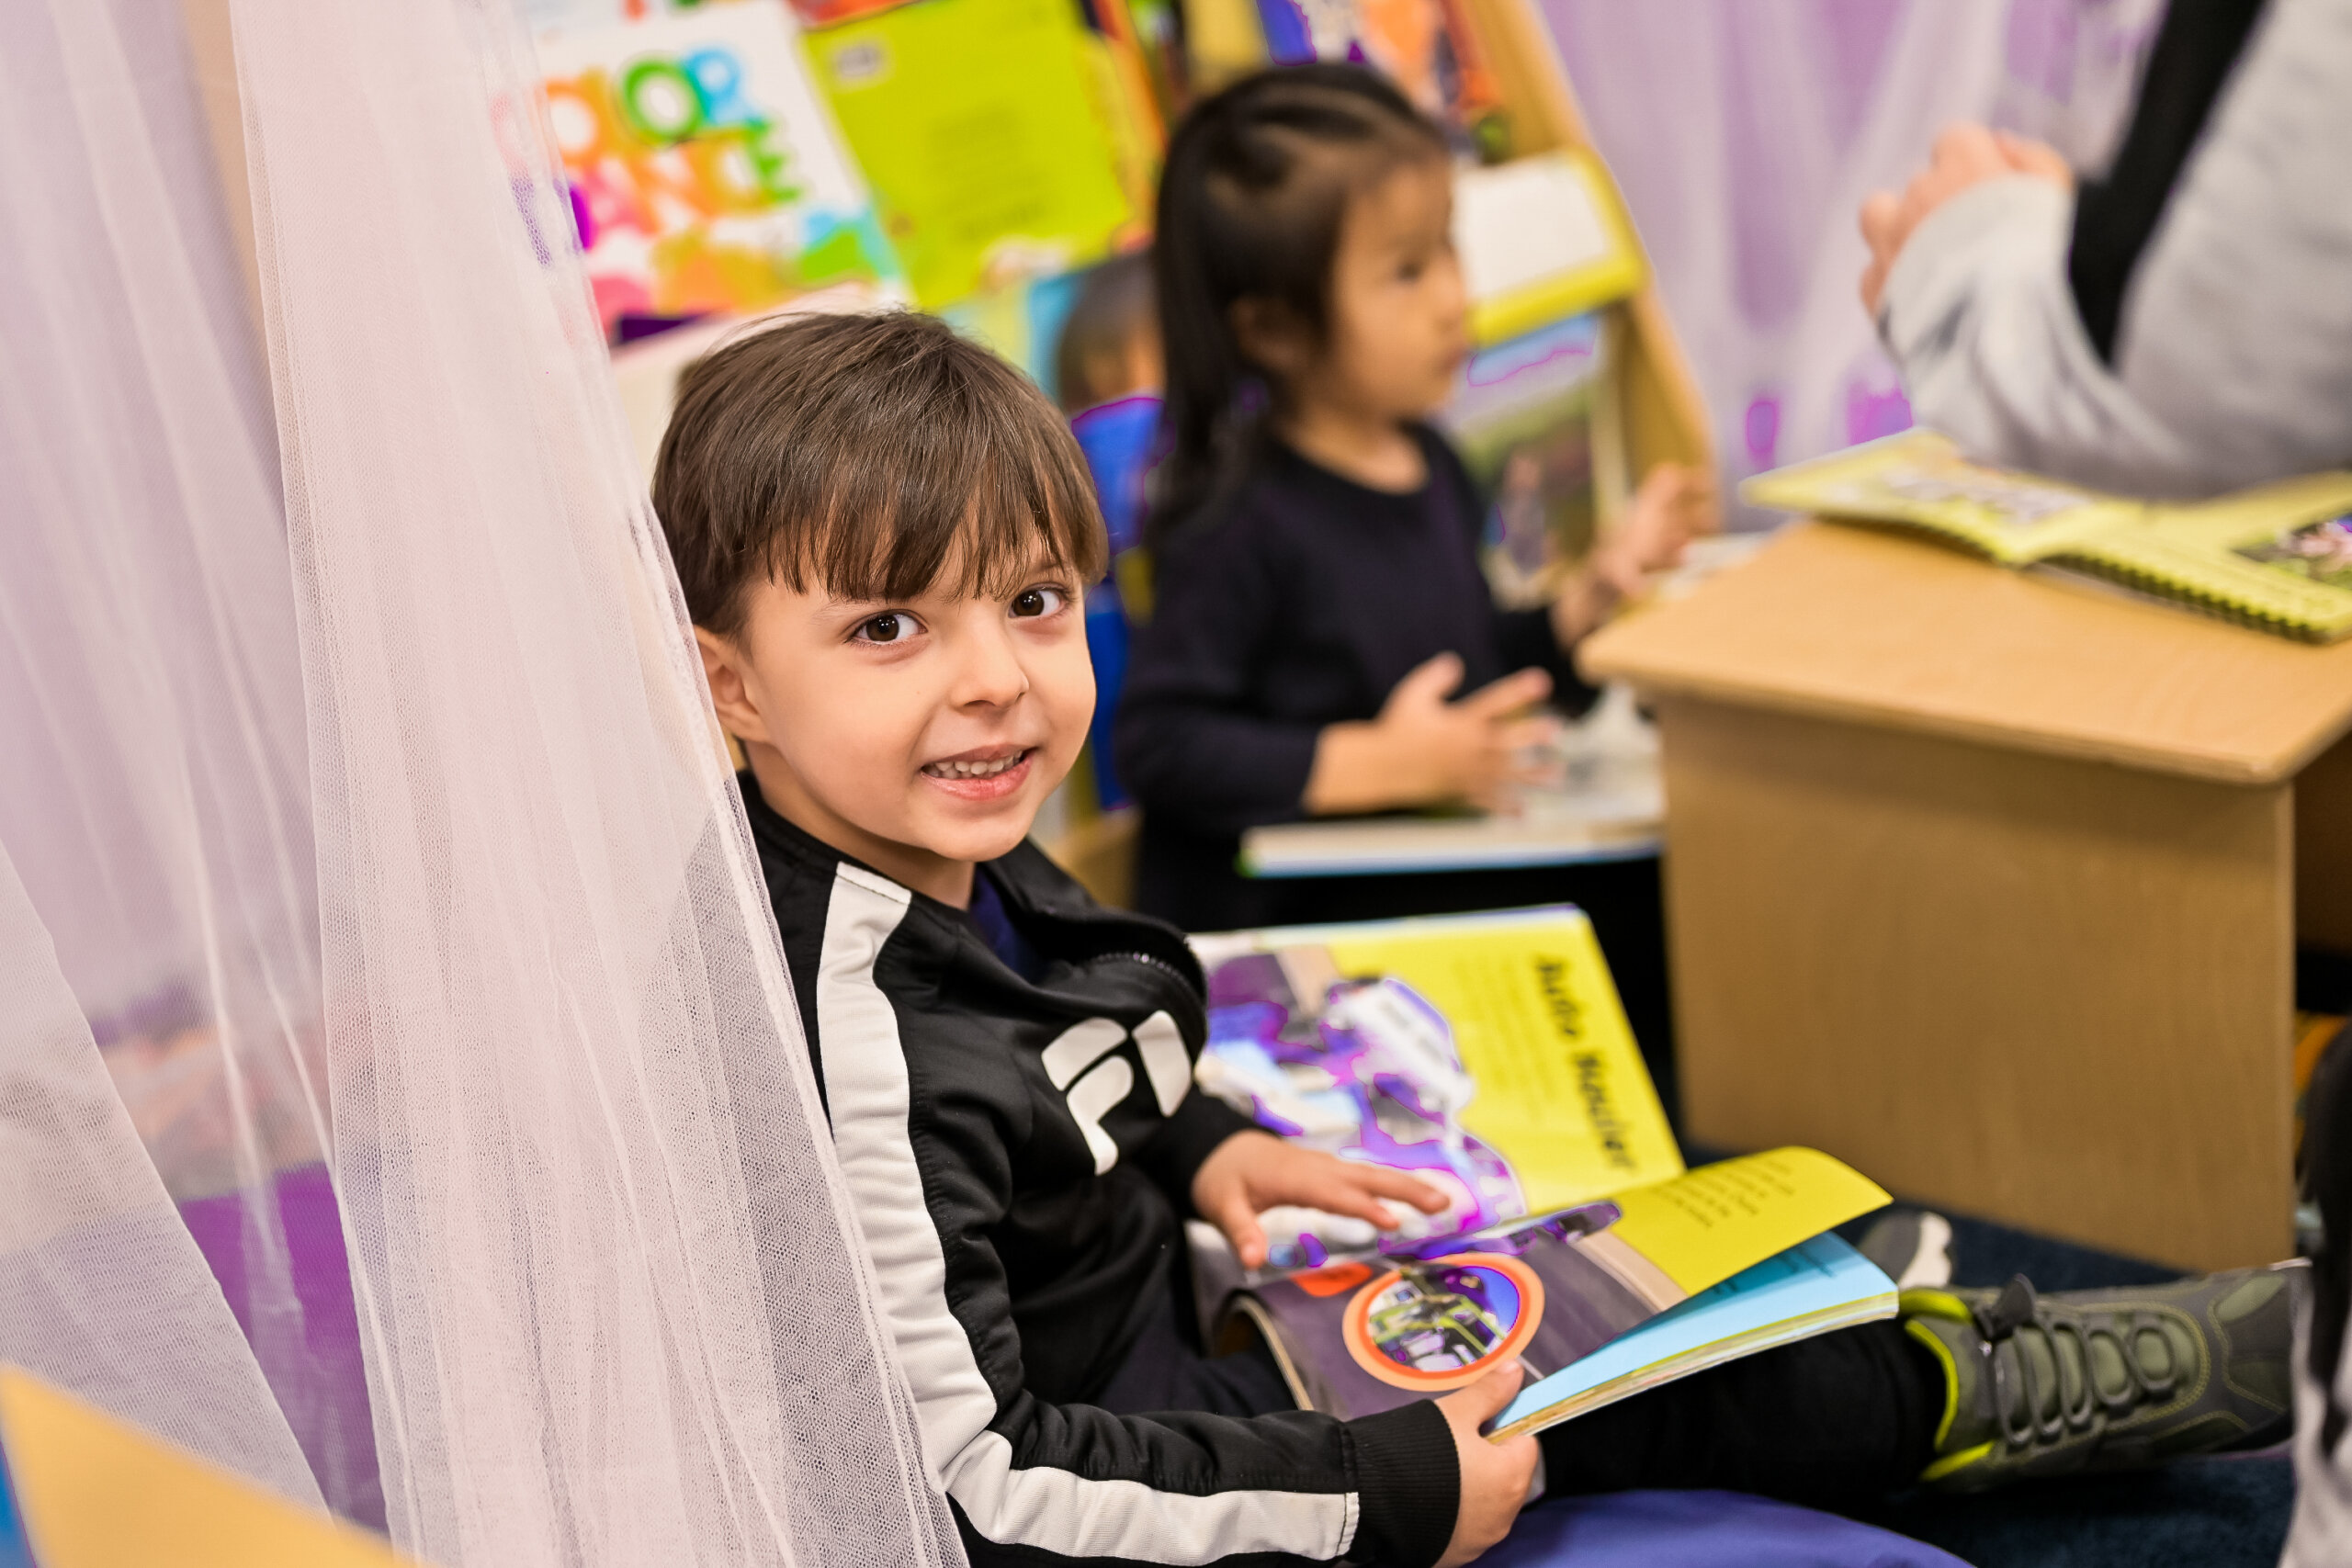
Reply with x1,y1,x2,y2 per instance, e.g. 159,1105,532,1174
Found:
816,864,1358,1564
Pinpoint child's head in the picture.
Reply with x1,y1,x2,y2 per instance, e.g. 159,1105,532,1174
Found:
1152,64,1462,531
656,310,1106,897
1053,251,1162,414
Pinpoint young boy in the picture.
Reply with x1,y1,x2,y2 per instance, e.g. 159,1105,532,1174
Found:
655,309,2301,1568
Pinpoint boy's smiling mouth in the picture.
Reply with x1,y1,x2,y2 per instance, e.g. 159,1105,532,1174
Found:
921,746,1035,797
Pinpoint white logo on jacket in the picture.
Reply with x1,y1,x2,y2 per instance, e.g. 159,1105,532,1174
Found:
1040,1011,1189,1173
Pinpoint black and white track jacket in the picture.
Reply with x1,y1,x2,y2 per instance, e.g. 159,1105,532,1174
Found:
743,778,1458,1568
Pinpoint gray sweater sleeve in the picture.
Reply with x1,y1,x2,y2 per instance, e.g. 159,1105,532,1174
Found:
1879,0,2352,500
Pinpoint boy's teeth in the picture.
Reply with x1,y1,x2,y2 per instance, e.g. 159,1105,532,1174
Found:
928,753,1021,779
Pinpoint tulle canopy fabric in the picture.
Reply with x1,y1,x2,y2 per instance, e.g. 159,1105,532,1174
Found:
0,0,961,1563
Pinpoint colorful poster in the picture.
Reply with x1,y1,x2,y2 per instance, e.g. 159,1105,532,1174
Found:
538,5,902,333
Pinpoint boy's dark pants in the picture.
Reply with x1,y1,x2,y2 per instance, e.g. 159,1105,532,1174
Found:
1098,1267,1941,1510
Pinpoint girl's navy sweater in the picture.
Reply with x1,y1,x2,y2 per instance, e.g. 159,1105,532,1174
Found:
1114,427,1597,931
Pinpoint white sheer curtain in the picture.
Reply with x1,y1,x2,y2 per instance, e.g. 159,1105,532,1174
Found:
0,0,359,1517
0,0,960,1562
1543,0,2160,522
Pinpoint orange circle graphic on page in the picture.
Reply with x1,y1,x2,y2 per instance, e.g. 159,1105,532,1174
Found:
1341,1255,1544,1393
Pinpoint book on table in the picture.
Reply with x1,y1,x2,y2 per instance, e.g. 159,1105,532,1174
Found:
1237,685,1662,879
1743,430,2352,643
1184,908,1897,1438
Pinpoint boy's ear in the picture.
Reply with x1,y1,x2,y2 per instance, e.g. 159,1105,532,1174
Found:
1229,296,1313,381
695,626,773,750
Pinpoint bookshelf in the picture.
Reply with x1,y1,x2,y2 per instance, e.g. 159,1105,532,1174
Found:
1042,0,1718,906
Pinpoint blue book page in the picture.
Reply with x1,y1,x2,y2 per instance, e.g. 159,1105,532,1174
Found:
1495,1234,1895,1430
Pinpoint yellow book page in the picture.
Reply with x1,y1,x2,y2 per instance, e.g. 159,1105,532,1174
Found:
0,1367,414,1568
1606,1147,1891,1298
1740,431,2141,565
1323,910,1682,1211
2064,471,2352,641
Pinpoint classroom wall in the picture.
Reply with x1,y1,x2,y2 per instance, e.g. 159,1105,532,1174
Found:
1544,0,2161,525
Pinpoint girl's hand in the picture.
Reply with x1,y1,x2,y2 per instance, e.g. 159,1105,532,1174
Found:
1435,1362,1543,1568
1552,462,1717,644
1191,1131,1449,1269
1303,653,1557,817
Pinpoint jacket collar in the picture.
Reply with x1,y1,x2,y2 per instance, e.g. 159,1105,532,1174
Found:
735,771,1204,990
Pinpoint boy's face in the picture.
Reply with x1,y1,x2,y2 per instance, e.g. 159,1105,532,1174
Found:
700,540,1094,906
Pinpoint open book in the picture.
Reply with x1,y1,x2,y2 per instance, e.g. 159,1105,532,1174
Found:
1186,909,1896,1437
1742,431,2352,642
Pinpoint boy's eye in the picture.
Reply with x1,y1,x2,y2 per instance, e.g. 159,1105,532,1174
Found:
1010,585,1068,619
854,612,918,644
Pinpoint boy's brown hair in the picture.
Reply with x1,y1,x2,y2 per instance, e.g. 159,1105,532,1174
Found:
654,310,1108,639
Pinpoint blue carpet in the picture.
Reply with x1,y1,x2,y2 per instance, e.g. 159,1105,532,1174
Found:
1838,1204,2294,1568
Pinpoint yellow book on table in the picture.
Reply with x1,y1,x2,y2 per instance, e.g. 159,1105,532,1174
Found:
0,1366,413,1568
1745,429,2352,640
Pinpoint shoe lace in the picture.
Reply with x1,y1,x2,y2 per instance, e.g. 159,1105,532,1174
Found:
1972,1275,2177,1449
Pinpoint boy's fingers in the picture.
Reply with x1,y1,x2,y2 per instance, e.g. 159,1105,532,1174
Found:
1205,1193,1269,1269
1441,1359,1528,1427
1316,1163,1448,1223
1465,1359,1527,1418
1359,1166,1453,1213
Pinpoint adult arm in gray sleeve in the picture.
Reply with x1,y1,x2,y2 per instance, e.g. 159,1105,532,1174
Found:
1879,0,2352,500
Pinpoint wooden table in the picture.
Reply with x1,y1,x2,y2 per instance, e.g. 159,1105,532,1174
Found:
1580,522,2352,1270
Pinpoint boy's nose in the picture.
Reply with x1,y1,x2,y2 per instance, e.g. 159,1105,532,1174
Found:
953,626,1030,707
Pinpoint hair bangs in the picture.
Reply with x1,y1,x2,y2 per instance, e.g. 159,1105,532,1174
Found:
655,310,1107,638
787,437,1105,607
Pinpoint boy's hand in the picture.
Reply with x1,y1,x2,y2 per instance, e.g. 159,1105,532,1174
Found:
1191,1131,1450,1269
1303,653,1557,817
1552,462,1716,644
1435,1361,1543,1568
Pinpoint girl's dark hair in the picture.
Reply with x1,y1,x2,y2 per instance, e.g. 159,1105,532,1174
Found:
1148,63,1446,543
654,310,1106,640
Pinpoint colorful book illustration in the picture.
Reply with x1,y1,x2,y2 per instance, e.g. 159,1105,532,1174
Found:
803,0,1147,309
1452,152,1645,349
1250,0,1507,152
1218,1150,1892,1427
0,1367,413,1567
1193,908,1683,1260
1186,909,1894,1432
1442,311,1607,606
537,5,902,336
1744,431,2352,642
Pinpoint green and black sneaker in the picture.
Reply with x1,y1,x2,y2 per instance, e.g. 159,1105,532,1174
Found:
1901,1262,2304,1491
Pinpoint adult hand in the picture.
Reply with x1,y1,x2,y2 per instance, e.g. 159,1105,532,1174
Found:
1302,653,1556,816
1191,1131,1450,1269
1434,1361,1543,1568
1860,123,2072,315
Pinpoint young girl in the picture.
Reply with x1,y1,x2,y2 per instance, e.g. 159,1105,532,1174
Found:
1114,64,1712,931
